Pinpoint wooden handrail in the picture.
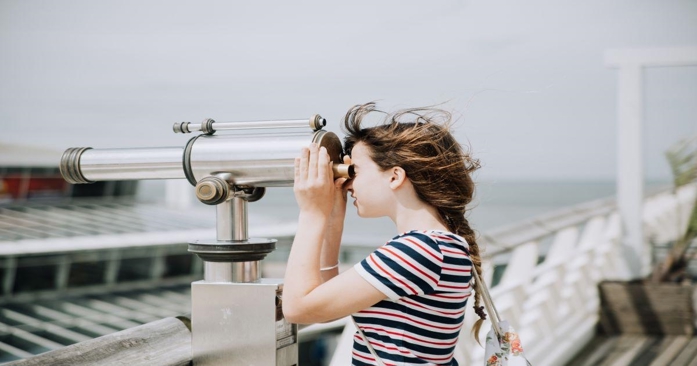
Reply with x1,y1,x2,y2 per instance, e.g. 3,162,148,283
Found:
5,316,192,366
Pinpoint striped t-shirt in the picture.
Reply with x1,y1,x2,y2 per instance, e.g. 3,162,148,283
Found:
353,230,473,366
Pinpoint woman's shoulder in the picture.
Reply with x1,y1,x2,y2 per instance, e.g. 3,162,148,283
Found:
391,229,467,248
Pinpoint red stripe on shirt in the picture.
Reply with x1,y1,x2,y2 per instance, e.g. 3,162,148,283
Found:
441,247,468,256
359,310,461,331
403,237,442,263
400,297,466,316
368,254,417,295
361,325,460,346
382,246,438,284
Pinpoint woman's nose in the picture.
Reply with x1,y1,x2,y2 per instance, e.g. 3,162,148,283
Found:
345,178,353,191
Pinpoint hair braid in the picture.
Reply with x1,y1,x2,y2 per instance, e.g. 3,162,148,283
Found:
446,212,487,343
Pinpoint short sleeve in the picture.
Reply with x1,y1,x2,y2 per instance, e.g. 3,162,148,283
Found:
354,232,444,301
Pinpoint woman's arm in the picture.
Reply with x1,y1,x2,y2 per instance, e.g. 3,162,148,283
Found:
283,145,386,324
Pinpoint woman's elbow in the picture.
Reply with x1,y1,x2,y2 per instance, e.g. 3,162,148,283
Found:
282,301,310,324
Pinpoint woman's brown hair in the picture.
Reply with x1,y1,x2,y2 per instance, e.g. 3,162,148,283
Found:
342,102,487,341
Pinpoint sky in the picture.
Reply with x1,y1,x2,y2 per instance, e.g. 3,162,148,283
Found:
1,0,696,182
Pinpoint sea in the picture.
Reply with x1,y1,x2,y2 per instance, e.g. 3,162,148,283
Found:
233,180,671,247
136,179,671,263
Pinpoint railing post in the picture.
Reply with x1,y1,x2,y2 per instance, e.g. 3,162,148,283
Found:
615,63,645,279
494,241,538,338
606,47,697,279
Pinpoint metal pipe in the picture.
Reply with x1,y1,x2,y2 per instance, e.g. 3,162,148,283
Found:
216,200,234,241
203,261,260,283
232,261,260,282
173,115,326,135
231,196,248,241
60,147,185,184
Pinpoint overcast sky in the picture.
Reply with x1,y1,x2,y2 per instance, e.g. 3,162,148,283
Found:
1,0,696,181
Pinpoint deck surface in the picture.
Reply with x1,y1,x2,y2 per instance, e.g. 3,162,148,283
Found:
566,335,697,366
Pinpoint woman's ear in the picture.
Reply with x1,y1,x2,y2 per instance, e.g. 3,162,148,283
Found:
389,167,407,190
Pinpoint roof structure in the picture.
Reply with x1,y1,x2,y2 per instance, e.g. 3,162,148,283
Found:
0,198,297,363
0,144,63,168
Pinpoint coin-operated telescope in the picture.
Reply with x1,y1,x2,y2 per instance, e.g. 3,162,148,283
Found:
60,115,354,366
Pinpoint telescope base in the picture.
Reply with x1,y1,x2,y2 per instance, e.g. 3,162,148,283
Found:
191,279,298,366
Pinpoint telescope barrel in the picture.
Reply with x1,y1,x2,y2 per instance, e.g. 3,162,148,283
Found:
185,131,342,187
61,130,353,186
61,147,185,184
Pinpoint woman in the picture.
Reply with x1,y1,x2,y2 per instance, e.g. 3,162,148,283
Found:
283,102,485,365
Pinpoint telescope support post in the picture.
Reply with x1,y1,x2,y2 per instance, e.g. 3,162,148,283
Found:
207,196,259,283
216,198,235,241
191,190,296,366
215,194,249,241
231,195,248,241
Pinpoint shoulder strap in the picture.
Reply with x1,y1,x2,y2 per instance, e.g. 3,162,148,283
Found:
351,316,386,366
472,269,534,366
471,267,503,337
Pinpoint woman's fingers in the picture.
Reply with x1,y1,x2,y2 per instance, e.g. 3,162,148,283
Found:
308,143,319,179
299,147,309,181
293,144,339,216
294,157,301,184
317,146,329,181
334,177,347,189
298,144,333,187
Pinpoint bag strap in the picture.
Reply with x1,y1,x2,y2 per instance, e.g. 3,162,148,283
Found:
351,316,386,366
471,266,503,337
472,268,534,366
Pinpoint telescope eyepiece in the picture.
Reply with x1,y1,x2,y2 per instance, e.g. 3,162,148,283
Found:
332,163,355,179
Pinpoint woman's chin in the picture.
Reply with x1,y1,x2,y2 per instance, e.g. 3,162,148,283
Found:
355,208,380,219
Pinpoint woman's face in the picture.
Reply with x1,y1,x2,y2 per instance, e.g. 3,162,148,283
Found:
345,142,394,218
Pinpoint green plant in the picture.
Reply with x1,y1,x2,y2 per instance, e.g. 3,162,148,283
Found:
651,136,697,282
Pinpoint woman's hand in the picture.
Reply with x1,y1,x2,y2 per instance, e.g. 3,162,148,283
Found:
294,145,350,282
294,144,335,217
285,149,386,324
320,156,352,282
328,155,352,224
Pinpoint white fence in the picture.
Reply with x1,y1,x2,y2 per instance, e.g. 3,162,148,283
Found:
318,184,697,366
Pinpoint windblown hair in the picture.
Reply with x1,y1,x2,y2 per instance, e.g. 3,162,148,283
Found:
342,102,487,341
